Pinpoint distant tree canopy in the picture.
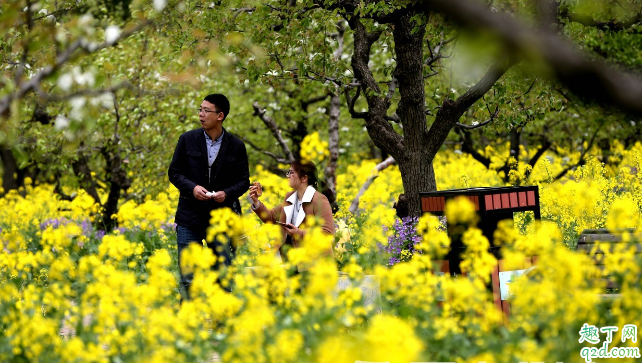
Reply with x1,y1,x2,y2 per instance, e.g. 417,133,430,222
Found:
2,0,642,222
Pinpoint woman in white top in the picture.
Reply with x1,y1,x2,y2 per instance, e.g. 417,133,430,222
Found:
248,160,336,262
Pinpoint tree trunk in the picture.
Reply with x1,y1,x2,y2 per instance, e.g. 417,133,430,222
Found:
1,147,22,194
324,91,340,194
72,150,101,204
100,146,131,232
393,10,435,216
398,154,437,216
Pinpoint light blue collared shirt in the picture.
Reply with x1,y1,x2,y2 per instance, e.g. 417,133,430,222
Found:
204,130,224,182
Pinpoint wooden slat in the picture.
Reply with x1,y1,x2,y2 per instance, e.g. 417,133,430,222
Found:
509,192,518,208
485,194,494,210
501,193,510,208
527,191,535,206
493,194,501,210
518,191,527,207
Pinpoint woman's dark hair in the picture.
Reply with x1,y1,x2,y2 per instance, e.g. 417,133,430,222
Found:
290,159,339,215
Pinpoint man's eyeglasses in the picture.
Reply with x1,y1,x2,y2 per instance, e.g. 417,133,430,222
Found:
198,108,222,114
286,170,297,176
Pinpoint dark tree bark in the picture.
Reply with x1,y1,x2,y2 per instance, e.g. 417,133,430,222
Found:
0,147,26,195
344,7,512,216
71,147,101,204
99,144,131,232
325,91,340,194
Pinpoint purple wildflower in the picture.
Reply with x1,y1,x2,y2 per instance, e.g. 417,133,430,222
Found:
380,216,422,265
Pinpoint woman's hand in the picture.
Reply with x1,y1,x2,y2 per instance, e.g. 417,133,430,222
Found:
249,182,262,206
283,223,300,237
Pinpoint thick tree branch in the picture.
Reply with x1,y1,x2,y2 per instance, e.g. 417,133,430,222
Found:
426,60,513,157
347,17,382,94
423,0,642,116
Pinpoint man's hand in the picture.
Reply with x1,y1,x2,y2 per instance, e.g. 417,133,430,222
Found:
193,185,211,200
212,190,226,203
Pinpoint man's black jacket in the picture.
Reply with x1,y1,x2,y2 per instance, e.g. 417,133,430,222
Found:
168,128,250,233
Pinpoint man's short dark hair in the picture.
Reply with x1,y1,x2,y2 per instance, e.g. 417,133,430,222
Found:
204,94,230,120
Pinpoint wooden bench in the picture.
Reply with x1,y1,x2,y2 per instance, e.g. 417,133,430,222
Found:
575,228,642,296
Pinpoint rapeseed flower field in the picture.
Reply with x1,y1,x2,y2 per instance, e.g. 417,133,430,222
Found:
1,143,641,363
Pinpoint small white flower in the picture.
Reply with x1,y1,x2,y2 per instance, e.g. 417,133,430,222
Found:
58,73,73,91
79,14,93,27
317,107,326,113
105,25,121,45
153,0,166,12
54,115,69,130
99,93,114,108
454,149,462,154
70,97,86,110
55,30,67,44
341,127,349,132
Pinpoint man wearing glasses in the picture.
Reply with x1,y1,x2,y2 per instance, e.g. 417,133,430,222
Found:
168,93,250,299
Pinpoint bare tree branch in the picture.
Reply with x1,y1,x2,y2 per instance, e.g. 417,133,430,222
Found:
456,127,491,168
0,20,152,117
251,101,296,162
240,135,292,164
349,156,396,214
456,106,499,129
301,93,331,110
553,124,603,180
343,86,368,119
